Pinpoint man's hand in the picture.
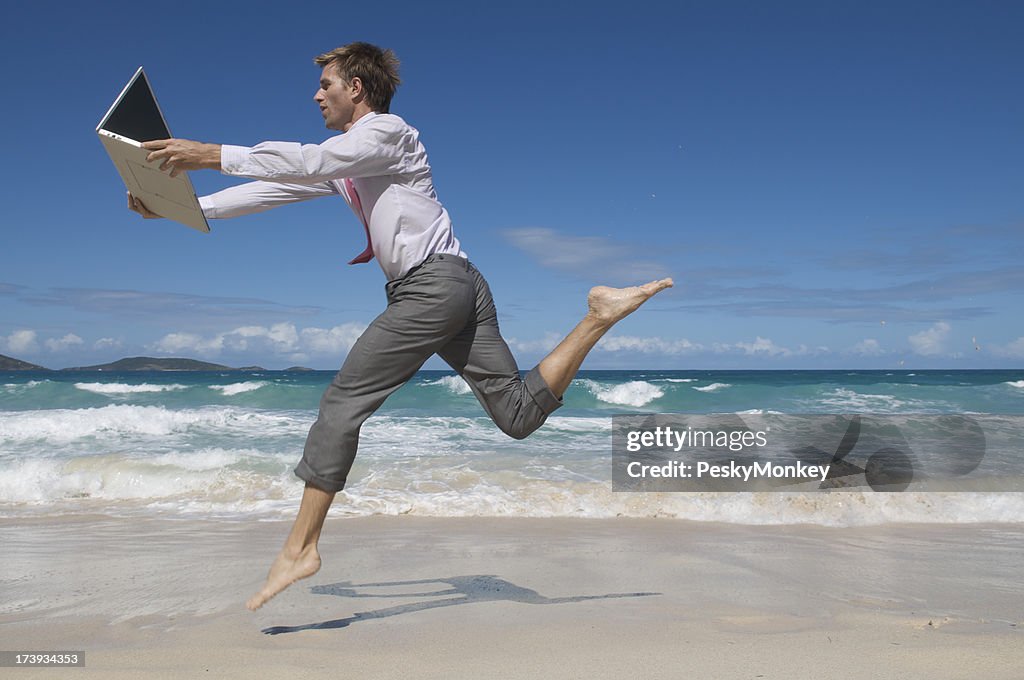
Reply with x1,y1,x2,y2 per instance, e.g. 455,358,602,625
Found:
143,139,222,177
127,192,162,219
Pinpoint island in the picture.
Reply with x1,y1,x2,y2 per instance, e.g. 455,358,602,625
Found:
0,353,48,371
1,353,307,372
61,357,242,372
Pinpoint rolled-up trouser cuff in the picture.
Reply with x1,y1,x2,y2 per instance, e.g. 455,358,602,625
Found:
294,457,348,493
524,366,564,415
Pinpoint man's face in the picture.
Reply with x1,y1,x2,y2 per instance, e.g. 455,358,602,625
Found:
314,65,357,131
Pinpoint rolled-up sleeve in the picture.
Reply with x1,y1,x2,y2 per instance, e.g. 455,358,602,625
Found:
220,117,409,184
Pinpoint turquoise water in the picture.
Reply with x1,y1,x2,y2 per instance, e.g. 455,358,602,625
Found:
4,369,1024,414
1,369,1022,524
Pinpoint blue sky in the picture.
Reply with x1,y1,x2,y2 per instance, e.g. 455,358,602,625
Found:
1,0,1021,370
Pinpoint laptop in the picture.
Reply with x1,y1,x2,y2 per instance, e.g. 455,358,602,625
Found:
96,67,210,233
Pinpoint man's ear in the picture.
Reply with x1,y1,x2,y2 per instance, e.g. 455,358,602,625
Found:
349,76,364,101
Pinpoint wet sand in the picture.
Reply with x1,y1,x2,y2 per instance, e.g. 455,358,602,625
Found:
1,516,1021,678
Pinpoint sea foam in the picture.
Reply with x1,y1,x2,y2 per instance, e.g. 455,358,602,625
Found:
819,388,905,412
0,405,309,444
2,408,1023,526
578,380,664,407
424,375,473,395
209,381,269,396
693,382,730,393
74,382,188,395
3,369,1023,524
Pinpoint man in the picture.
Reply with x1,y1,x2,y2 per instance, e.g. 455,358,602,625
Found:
131,42,673,611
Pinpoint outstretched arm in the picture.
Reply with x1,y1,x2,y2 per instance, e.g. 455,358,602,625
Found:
129,139,338,220
142,114,409,184
199,180,338,219
128,179,337,221
142,139,221,177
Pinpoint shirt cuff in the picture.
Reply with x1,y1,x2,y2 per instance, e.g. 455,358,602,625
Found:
219,144,251,177
198,195,217,219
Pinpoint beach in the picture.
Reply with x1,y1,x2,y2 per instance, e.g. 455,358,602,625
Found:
3,515,1021,679
3,370,1023,676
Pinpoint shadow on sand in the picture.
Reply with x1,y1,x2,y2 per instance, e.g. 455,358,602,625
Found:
262,574,659,635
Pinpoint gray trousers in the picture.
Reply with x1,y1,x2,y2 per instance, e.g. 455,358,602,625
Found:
295,253,564,493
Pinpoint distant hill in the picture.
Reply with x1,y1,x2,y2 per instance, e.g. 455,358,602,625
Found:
0,353,48,371
61,357,236,372
285,366,316,372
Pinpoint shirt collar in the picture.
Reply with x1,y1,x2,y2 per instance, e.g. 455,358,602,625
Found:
349,111,379,131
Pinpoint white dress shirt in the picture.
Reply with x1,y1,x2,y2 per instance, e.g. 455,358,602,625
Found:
198,112,466,281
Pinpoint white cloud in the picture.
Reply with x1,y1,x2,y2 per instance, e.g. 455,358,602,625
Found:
908,322,950,356
223,323,301,353
731,336,792,357
151,332,224,356
506,332,564,354
991,337,1024,359
508,333,702,356
301,323,366,354
502,227,672,283
709,337,824,358
506,228,619,269
45,333,84,352
149,322,368,359
850,338,884,356
597,335,702,354
94,338,123,350
510,333,827,359
3,330,38,354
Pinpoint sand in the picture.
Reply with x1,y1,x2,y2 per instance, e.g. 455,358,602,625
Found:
1,515,1021,679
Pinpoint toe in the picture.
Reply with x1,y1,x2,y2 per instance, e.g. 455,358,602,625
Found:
641,278,673,294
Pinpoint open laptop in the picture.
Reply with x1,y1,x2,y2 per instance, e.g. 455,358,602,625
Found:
97,67,210,233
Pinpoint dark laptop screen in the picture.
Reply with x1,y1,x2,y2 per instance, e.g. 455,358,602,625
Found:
100,71,171,142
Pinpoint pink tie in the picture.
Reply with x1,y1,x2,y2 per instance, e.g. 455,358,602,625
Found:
345,178,374,265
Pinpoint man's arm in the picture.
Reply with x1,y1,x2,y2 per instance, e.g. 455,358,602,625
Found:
128,179,337,221
131,139,339,220
199,180,338,219
218,128,407,183
142,139,221,177
143,116,409,184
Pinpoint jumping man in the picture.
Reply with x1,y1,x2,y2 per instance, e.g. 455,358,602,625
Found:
130,42,673,610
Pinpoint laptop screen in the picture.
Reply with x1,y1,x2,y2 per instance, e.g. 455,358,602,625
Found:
100,70,170,142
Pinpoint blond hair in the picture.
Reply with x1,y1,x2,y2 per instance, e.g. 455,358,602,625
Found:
314,42,401,113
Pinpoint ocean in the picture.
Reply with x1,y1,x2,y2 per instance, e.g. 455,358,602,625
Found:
2,369,1023,526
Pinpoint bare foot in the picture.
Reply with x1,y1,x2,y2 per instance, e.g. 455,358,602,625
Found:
587,278,674,325
246,546,321,611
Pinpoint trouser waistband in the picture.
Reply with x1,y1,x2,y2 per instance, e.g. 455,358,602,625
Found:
388,253,471,286
417,253,470,270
